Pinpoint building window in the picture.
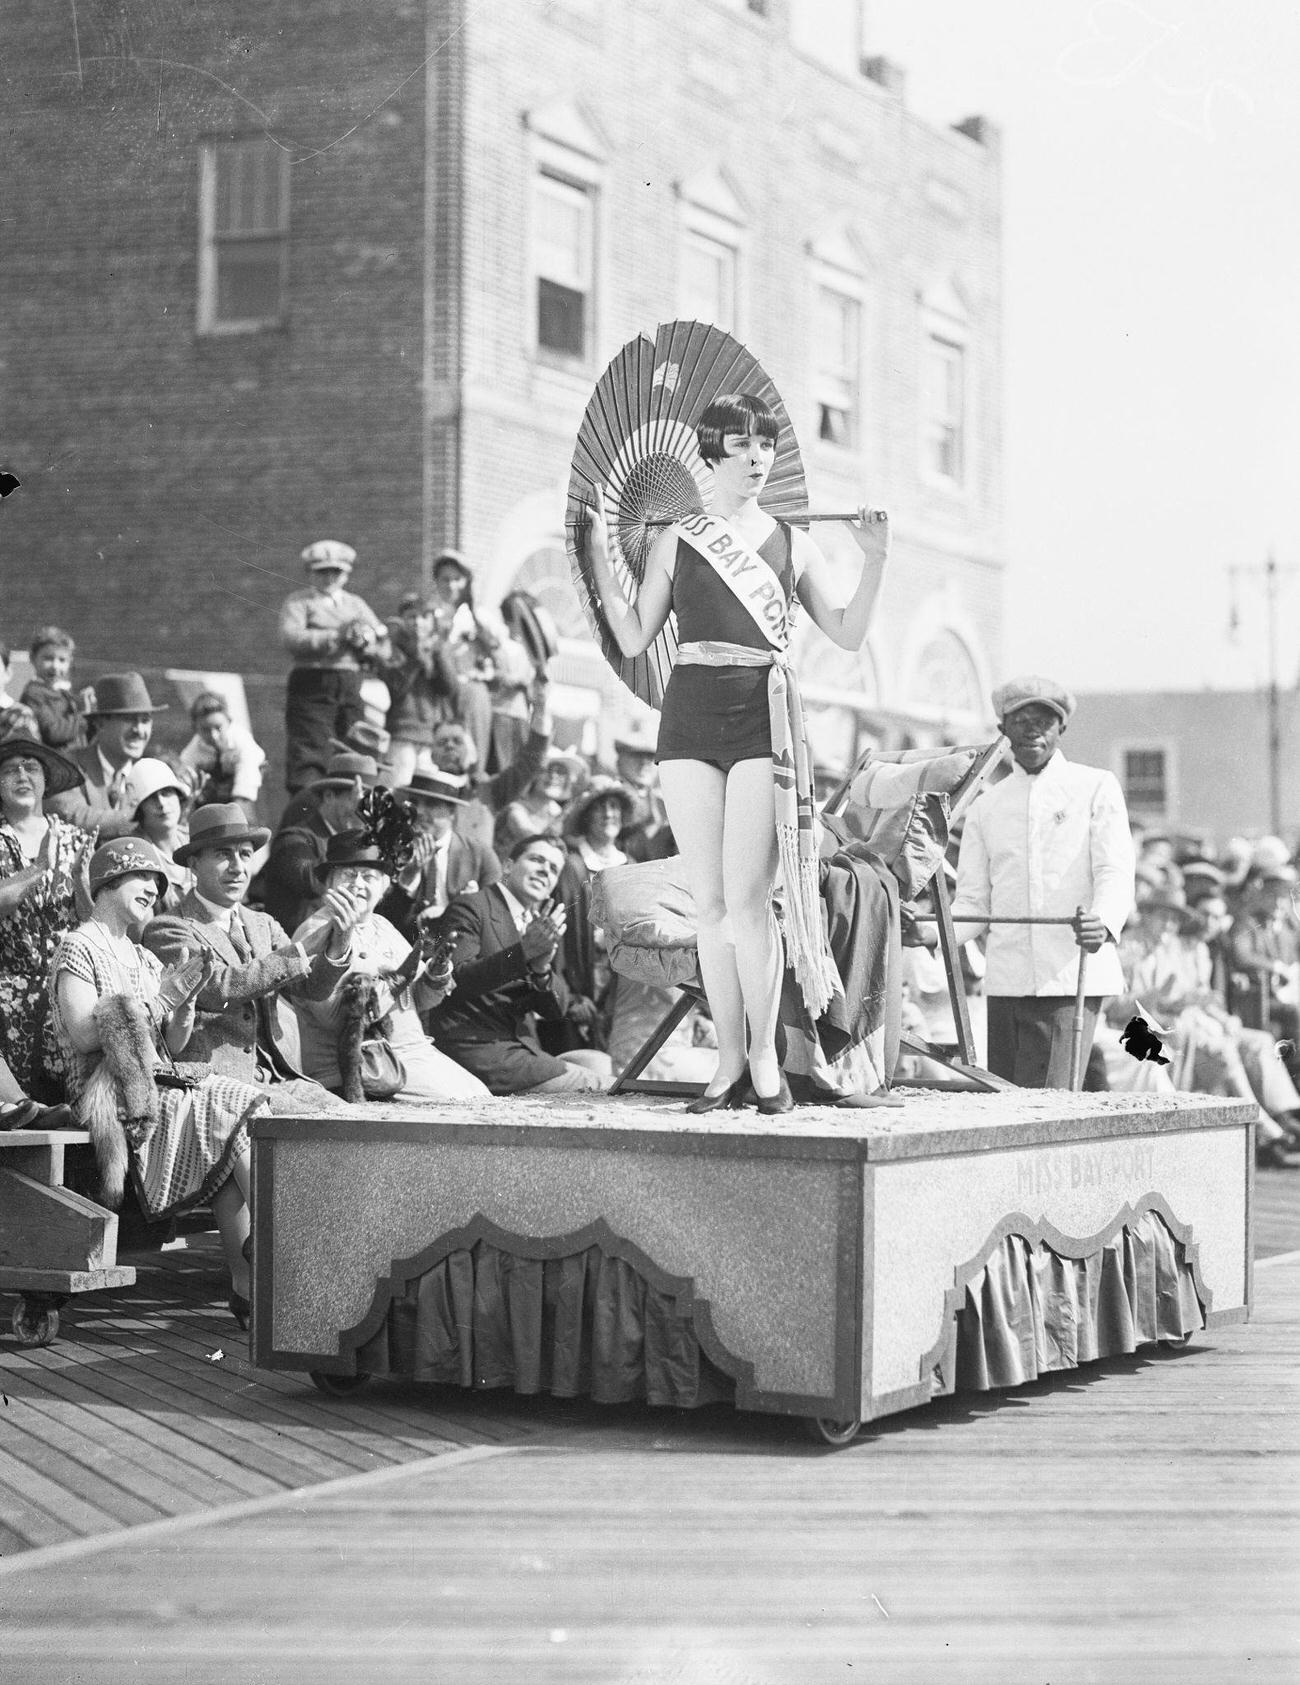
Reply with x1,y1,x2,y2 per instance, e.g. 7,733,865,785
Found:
922,334,965,483
681,228,738,332
197,137,288,333
814,284,861,447
534,172,594,362
1122,748,1169,813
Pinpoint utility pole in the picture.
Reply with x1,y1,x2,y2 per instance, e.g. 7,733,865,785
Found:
1228,553,1294,834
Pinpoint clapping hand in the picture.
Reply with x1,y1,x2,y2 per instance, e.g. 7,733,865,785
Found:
322,885,369,933
157,949,215,1017
521,903,567,971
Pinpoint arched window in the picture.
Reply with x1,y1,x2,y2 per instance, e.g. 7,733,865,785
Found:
511,547,590,640
908,629,983,719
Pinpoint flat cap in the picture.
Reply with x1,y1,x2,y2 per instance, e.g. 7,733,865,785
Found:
301,540,357,570
991,674,1076,727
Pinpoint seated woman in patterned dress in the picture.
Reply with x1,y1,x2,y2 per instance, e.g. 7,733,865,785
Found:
50,838,270,1329
0,735,96,1100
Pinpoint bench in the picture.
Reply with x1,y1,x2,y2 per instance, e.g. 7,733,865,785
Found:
0,1130,136,1346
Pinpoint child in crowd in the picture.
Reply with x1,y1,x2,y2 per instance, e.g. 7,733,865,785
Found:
178,691,267,812
20,626,87,749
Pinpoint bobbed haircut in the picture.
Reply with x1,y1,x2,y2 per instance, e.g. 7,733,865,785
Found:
695,392,780,466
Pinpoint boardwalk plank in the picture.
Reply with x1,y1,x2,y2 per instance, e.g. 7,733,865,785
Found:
0,1445,123,1541
2,1344,280,1503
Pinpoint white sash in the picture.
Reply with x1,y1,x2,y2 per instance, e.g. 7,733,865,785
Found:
672,511,788,648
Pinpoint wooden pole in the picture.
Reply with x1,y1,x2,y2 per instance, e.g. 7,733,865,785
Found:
1069,907,1088,1092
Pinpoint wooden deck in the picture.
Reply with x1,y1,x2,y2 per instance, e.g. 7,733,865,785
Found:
1,1167,1297,1680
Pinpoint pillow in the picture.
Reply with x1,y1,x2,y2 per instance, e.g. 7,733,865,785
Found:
847,746,979,811
605,938,700,988
829,791,950,900
590,856,698,950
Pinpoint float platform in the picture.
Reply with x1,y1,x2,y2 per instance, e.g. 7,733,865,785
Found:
249,1089,1255,1443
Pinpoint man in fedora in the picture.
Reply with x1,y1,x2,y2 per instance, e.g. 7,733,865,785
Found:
142,804,355,1110
46,671,166,839
377,768,501,942
952,675,1135,1089
259,750,381,934
280,539,391,794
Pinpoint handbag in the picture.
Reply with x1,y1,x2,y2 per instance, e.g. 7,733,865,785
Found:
358,1037,407,1101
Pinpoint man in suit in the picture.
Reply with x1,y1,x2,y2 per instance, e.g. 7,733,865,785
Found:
428,834,611,1094
141,803,355,1111
258,750,380,934
377,768,501,943
46,671,167,839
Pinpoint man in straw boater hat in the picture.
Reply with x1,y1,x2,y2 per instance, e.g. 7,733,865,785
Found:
375,768,501,943
259,750,382,936
952,675,1136,1089
141,804,355,1112
46,671,167,839
279,539,391,794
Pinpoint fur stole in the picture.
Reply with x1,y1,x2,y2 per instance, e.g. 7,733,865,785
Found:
337,974,399,1104
76,993,159,1208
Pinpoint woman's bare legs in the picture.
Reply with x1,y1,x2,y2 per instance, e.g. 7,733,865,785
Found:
721,757,782,1097
659,760,747,1096
211,1145,251,1297
659,756,782,1099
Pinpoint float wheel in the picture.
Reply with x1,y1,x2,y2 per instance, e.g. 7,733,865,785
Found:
808,1414,862,1447
12,1298,59,1347
309,1370,371,1397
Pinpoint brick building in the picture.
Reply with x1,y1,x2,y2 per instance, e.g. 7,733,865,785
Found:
3,0,1006,798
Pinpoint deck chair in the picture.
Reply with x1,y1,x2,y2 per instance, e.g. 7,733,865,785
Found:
601,736,1010,1097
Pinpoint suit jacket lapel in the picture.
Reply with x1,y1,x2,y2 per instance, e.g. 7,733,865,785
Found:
178,890,244,966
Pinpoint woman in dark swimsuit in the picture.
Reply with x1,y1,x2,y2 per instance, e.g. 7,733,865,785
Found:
586,393,889,1113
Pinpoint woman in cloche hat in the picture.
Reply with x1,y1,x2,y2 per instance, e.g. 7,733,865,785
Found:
50,838,272,1328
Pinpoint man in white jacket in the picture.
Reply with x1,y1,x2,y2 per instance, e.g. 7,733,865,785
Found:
954,675,1136,1088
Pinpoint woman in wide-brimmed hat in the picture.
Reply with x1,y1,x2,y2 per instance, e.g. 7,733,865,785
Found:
290,829,490,1103
50,838,271,1326
0,737,95,1098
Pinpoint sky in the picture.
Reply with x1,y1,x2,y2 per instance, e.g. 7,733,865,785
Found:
848,0,1300,694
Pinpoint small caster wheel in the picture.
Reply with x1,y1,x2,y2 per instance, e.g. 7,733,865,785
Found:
309,1370,371,1397
808,1414,862,1447
12,1298,59,1347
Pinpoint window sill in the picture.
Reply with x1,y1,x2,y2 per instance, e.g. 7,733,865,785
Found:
195,318,288,339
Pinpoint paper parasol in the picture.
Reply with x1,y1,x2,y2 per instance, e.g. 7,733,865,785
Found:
566,319,809,709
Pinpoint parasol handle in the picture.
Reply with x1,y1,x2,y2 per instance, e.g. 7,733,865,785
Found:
641,510,884,529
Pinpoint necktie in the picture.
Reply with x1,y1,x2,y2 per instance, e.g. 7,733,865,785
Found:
108,766,131,808
228,914,252,961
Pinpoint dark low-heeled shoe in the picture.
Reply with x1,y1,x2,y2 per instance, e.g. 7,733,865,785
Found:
228,1290,251,1331
241,1234,253,1266
685,1076,750,1115
754,1073,794,1116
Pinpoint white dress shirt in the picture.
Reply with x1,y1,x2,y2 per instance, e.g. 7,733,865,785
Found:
952,749,1135,997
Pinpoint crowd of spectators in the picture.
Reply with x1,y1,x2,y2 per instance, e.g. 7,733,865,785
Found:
1,539,1295,1275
